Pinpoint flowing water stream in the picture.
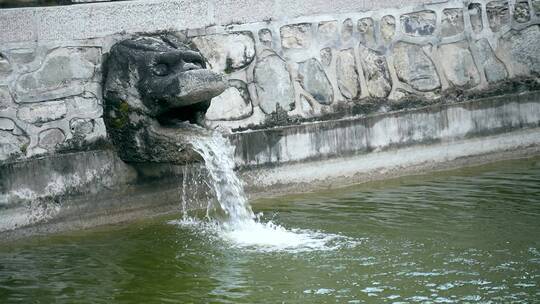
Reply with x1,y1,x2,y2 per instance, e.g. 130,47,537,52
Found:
179,129,354,252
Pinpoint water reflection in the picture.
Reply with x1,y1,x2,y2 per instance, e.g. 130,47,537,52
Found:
0,157,539,303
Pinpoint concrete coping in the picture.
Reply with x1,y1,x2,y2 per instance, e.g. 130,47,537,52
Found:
0,0,446,44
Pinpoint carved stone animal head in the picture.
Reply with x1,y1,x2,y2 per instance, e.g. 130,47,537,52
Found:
103,35,227,163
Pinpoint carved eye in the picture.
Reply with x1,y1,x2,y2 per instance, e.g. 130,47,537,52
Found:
153,63,169,76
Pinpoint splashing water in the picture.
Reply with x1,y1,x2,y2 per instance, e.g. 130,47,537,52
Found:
174,128,355,252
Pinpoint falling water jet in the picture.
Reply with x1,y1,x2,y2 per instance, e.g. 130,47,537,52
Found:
177,126,358,252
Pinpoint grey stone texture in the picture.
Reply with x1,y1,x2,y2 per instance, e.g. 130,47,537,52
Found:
401,10,437,36
341,19,354,42
514,1,531,23
486,1,510,32
206,86,253,121
358,46,392,98
320,48,332,66
471,39,508,83
336,49,360,100
438,42,481,89
254,54,295,114
441,8,465,37
14,47,100,103
534,0,540,16
258,29,273,47
1,0,540,160
298,59,334,105
38,128,65,150
381,15,396,42
393,43,440,91
280,23,312,49
319,21,339,43
469,3,484,33
191,33,256,73
358,18,375,46
496,25,540,76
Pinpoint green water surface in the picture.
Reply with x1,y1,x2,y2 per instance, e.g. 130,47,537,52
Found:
1,157,540,303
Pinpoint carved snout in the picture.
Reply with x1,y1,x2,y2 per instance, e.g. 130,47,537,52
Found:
171,69,227,108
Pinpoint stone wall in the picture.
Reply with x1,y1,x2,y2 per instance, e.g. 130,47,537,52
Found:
195,0,540,130
1,0,539,164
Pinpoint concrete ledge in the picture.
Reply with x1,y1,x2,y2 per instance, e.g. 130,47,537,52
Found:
1,91,540,239
242,128,540,197
230,91,540,168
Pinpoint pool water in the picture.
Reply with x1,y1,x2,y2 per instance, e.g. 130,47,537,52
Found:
1,157,540,303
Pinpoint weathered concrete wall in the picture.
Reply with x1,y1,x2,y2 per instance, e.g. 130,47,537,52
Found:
1,92,539,236
1,0,540,237
230,91,540,167
1,0,539,163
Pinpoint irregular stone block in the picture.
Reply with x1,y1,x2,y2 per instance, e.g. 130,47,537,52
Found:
393,42,440,91
259,29,273,47
254,55,295,114
468,3,484,33
70,118,95,136
0,130,28,161
206,86,252,121
39,128,65,150
191,32,255,73
358,46,392,98
381,15,396,42
358,18,375,46
342,19,354,42
320,48,332,66
438,42,481,88
486,1,509,32
14,47,100,103
471,39,508,83
497,25,540,75
280,23,312,49
298,58,334,105
401,10,436,36
442,8,465,37
318,21,338,42
336,49,360,100
17,100,67,125
514,1,531,23
0,118,15,131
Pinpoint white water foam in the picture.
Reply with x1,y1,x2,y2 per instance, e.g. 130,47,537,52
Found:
175,128,358,253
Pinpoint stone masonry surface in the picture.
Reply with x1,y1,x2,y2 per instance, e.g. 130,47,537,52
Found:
1,0,540,162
